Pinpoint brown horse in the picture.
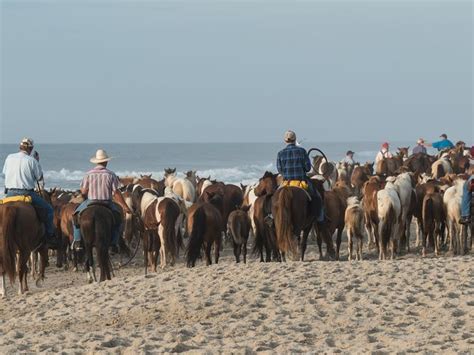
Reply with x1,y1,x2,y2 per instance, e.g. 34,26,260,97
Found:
79,204,115,282
0,202,48,296
376,154,403,176
59,194,85,270
186,192,223,267
227,207,251,263
403,153,433,175
271,186,314,261
136,175,165,196
351,162,374,197
362,176,383,251
253,194,279,262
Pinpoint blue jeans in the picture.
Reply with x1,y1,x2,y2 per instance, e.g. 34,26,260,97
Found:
6,189,54,236
73,199,121,246
461,176,473,218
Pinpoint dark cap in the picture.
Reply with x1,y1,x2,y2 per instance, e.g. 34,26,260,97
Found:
440,133,447,139
346,150,355,155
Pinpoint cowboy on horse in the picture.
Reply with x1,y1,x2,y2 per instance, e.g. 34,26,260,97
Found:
2,137,59,248
276,130,324,222
72,149,132,251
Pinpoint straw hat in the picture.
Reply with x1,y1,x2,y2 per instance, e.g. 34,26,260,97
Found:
90,149,112,164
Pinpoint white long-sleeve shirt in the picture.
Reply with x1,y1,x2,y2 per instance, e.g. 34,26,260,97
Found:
375,149,393,165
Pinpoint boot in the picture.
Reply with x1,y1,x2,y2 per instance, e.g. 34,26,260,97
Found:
459,216,471,225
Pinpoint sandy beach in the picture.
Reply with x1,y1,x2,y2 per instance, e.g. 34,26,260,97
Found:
0,235,473,354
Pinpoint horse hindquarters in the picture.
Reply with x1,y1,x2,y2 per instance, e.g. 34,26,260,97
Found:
186,207,207,267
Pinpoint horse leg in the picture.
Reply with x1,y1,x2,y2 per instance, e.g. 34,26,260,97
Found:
214,237,220,264
205,242,212,266
300,228,310,262
357,233,363,261
405,216,412,252
143,231,149,276
243,241,247,264
347,230,353,261
18,251,30,295
336,228,343,261
158,224,166,269
415,218,422,248
315,227,323,260
233,242,239,263
0,273,5,298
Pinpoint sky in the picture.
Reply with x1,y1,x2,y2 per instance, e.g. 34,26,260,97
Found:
0,0,472,144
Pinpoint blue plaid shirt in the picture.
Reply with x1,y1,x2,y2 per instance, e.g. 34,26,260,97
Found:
277,144,311,180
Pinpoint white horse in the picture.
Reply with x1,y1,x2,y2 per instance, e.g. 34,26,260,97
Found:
391,173,414,252
164,172,196,203
377,180,402,260
443,179,468,255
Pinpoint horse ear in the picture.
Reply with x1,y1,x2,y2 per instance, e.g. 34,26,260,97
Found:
241,205,251,213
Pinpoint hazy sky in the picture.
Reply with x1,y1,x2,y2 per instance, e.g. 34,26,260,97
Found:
1,0,472,144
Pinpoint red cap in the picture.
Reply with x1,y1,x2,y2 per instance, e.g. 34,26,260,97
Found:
382,142,389,149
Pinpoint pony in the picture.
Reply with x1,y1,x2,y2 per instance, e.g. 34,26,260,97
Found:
252,194,279,262
376,179,402,260
186,192,223,267
196,176,214,197
164,168,196,203
60,194,85,271
227,207,251,263
0,201,48,296
135,175,165,196
344,196,365,261
403,153,433,175
79,203,115,282
376,154,403,177
391,172,415,253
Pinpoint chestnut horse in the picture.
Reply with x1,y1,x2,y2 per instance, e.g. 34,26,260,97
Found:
79,204,115,282
0,202,48,296
186,191,223,267
271,186,314,261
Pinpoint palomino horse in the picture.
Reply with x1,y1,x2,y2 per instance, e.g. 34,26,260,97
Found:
186,191,223,267
0,201,48,296
164,168,196,203
79,203,117,282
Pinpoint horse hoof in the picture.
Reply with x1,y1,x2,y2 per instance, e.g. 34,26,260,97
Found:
36,279,44,288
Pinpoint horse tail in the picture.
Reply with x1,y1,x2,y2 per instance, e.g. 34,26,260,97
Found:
422,194,433,235
186,206,206,267
2,205,18,283
380,204,395,252
162,202,179,261
274,188,295,254
96,209,113,281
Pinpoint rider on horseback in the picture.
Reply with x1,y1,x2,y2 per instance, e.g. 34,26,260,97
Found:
2,138,59,248
72,149,132,251
276,130,324,223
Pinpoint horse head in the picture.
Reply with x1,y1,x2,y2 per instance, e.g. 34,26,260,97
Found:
254,171,278,197
164,168,177,177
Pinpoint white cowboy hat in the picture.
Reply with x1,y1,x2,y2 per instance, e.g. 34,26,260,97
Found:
90,149,112,164
417,138,424,144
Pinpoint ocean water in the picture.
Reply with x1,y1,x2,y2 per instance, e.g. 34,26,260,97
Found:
0,141,417,192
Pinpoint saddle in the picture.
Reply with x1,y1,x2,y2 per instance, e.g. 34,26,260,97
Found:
279,180,312,201
0,195,48,228
0,195,33,204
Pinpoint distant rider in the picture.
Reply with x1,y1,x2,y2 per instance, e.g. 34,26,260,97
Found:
412,138,427,155
341,150,355,166
72,149,132,251
424,133,454,152
2,138,59,248
276,130,324,222
375,142,393,165
459,149,474,225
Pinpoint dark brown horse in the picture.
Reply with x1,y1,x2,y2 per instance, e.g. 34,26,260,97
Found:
227,207,251,263
376,154,403,176
253,194,279,262
0,202,48,296
79,204,115,282
186,192,223,267
271,186,314,261
351,162,374,197
403,153,433,175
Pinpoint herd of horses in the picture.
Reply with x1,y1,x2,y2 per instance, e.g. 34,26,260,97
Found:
0,144,473,296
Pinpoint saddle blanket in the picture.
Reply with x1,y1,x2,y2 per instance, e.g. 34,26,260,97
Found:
0,195,33,204
279,180,312,201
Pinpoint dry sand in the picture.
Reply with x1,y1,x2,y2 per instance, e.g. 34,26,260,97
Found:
0,234,473,354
